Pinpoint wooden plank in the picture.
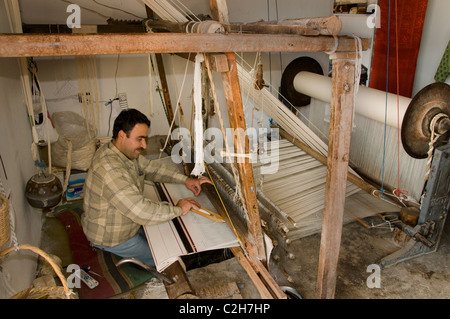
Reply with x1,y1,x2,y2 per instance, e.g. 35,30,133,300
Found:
209,54,229,72
208,1,266,263
209,0,230,31
162,260,195,299
230,246,274,299
228,16,342,36
145,7,175,127
144,15,342,36
0,33,369,57
247,254,287,299
219,52,266,263
154,53,174,125
316,53,358,299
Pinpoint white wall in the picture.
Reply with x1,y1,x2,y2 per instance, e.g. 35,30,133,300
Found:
412,0,450,95
295,1,449,201
0,2,44,298
28,0,335,142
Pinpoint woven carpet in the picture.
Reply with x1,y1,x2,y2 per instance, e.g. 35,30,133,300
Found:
54,202,154,299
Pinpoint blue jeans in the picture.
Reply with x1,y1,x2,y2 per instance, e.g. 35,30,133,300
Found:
93,227,155,268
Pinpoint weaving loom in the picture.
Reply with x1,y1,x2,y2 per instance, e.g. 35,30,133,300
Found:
143,176,239,272
137,0,404,296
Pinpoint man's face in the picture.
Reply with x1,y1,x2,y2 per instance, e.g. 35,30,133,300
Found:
120,123,149,160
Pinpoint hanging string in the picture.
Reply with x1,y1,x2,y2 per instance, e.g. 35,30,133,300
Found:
147,54,155,117
380,0,391,197
159,53,191,158
393,0,407,198
352,34,362,127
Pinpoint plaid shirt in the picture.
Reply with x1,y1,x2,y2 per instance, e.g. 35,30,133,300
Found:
81,141,187,247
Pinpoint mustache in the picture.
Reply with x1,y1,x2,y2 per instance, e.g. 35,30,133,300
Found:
137,147,145,151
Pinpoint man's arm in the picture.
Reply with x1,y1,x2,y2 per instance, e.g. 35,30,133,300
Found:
104,167,183,225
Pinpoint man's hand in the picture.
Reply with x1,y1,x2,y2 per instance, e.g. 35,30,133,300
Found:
176,198,200,216
184,176,213,196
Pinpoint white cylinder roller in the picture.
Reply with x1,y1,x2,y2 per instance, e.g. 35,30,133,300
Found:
293,71,411,128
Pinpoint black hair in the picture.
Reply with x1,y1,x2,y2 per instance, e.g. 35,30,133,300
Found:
112,108,151,139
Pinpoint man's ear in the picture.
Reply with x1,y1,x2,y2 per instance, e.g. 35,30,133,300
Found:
118,130,126,140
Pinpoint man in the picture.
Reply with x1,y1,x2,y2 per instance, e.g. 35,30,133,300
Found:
81,108,211,267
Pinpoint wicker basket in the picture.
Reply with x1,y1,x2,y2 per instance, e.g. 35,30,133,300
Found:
0,193,10,247
0,244,75,299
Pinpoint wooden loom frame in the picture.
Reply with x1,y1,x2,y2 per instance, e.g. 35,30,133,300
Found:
0,0,369,299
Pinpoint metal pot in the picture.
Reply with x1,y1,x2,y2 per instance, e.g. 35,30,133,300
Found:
25,174,63,208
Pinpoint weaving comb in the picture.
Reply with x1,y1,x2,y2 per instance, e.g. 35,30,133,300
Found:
190,207,225,223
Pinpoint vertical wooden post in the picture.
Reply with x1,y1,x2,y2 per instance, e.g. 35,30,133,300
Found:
145,6,175,126
154,53,175,125
220,53,266,262
316,52,358,299
209,0,266,263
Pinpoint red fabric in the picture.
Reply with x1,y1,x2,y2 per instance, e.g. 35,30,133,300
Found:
56,208,154,299
369,0,428,98
56,210,116,299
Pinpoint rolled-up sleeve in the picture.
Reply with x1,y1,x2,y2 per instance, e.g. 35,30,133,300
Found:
104,165,182,226
82,142,187,247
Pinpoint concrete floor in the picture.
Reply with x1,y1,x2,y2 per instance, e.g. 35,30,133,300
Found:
40,210,449,299
38,136,449,299
39,213,260,299
270,215,450,299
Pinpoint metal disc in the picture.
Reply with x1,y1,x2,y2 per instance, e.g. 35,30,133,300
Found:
401,82,450,159
280,56,323,107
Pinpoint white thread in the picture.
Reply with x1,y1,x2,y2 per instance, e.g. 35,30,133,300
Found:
159,53,191,157
190,53,206,176
148,54,154,116
325,35,339,55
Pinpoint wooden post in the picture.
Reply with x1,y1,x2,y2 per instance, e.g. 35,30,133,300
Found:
316,52,358,299
209,0,266,263
154,54,175,125
145,6,175,127
220,52,266,262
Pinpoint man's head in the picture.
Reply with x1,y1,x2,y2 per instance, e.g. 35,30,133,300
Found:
112,109,151,160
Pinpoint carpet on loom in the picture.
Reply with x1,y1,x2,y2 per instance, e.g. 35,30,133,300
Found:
53,201,154,299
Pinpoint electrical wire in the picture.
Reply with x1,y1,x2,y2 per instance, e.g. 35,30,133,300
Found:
92,0,145,19
380,0,391,197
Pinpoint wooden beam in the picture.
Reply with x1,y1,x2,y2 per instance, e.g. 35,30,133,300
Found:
219,52,266,263
316,52,358,299
162,260,195,299
0,33,369,57
145,7,175,127
227,15,342,36
209,0,230,31
144,15,342,36
230,246,286,299
209,0,265,264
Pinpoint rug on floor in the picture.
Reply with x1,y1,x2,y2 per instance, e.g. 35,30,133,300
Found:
53,202,155,299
